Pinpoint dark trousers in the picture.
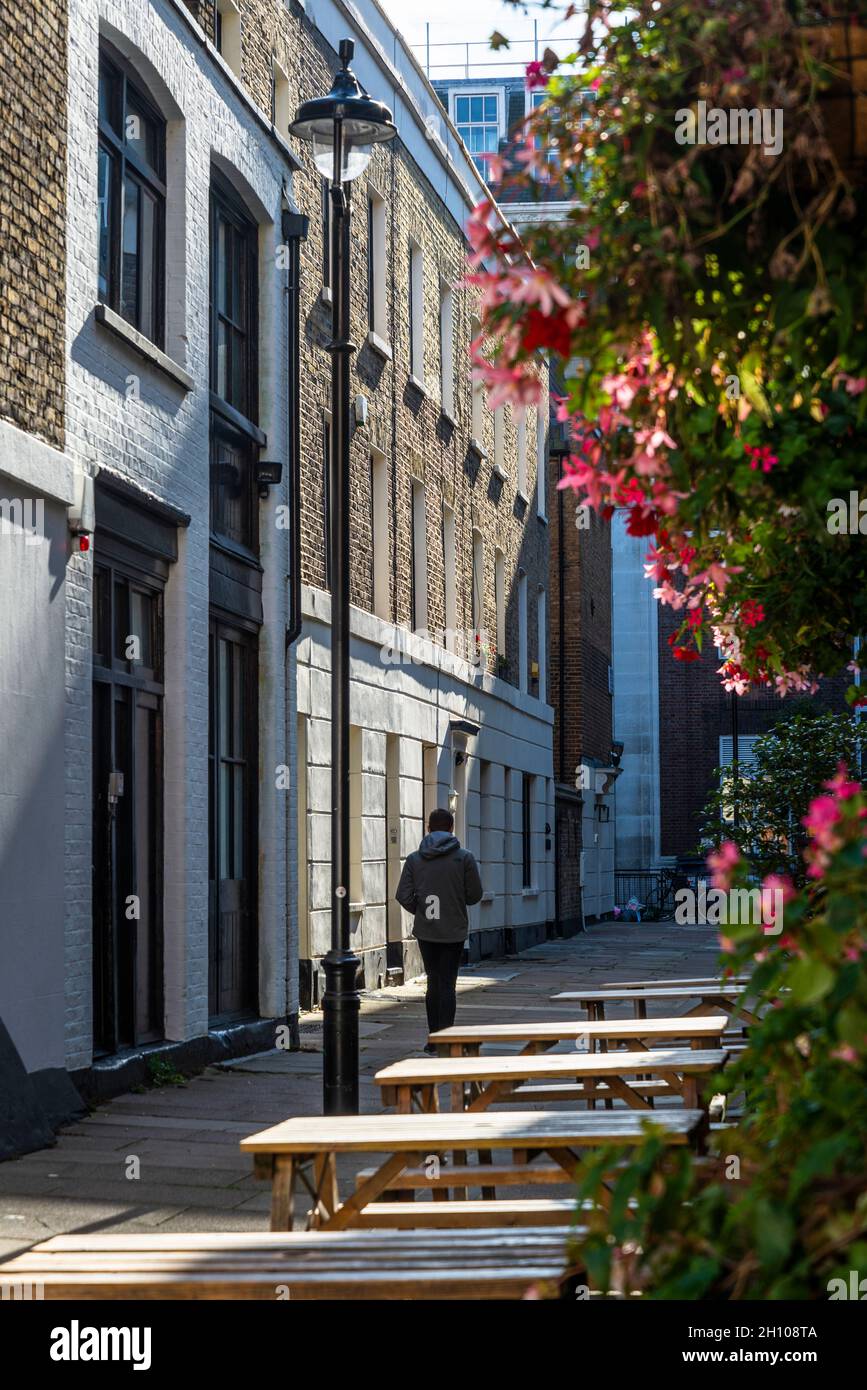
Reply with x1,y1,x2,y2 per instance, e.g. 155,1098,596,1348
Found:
417,938,465,1035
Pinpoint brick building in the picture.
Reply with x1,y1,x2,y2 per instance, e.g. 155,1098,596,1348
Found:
293,12,554,1003
433,69,616,929
0,0,553,1125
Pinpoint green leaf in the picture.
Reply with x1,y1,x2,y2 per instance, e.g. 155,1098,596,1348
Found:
787,958,834,1005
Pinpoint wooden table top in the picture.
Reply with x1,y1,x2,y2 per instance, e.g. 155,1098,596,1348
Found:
375,1048,728,1087
602,976,749,990
552,985,746,1002
240,1108,705,1154
429,1015,729,1045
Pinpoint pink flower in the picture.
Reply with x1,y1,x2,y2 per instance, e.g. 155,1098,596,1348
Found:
831,1044,858,1064
707,840,741,891
824,763,862,800
525,61,550,92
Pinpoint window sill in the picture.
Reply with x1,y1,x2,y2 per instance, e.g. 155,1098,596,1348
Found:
522,887,540,899
95,304,194,393
492,461,508,481
407,374,428,397
516,489,530,506
537,512,549,526
441,407,457,428
320,286,333,308
469,437,487,460
366,331,392,361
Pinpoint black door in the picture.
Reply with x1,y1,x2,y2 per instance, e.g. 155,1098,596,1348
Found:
92,560,164,1053
208,620,257,1020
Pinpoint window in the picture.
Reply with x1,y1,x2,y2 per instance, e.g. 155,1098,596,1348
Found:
371,449,389,619
495,548,506,661
209,176,259,552
97,47,166,346
439,281,454,419
522,773,533,888
442,503,456,652
471,315,485,445
472,528,484,659
367,190,386,338
536,404,548,519
349,726,363,905
215,0,241,76
411,478,427,632
271,57,291,134
537,587,547,702
518,569,528,693
409,240,424,383
719,736,760,825
493,407,506,477
516,414,528,499
454,91,501,178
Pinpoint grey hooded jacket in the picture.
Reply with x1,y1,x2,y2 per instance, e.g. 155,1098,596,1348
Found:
395,831,483,943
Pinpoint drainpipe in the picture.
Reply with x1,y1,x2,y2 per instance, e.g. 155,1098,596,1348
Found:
282,204,309,648
281,201,308,1045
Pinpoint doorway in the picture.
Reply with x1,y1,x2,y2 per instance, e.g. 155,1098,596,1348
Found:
92,557,165,1053
208,620,258,1020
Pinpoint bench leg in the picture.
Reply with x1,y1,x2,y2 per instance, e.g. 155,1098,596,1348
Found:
270,1157,296,1232
478,1148,495,1201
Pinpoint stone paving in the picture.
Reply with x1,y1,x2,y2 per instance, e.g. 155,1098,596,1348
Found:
0,920,721,1261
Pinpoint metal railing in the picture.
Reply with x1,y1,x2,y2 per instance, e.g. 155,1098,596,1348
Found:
411,24,584,79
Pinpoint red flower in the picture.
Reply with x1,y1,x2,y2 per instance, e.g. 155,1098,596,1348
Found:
625,505,658,537
672,646,700,662
741,600,765,628
521,308,573,358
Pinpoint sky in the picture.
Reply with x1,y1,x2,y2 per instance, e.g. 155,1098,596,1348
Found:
378,0,583,80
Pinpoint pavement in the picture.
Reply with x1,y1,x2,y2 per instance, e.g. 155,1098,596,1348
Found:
0,919,721,1262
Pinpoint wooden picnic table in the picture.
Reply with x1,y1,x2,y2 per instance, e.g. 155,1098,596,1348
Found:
602,976,750,990
429,1014,729,1056
0,1228,583,1300
241,1109,706,1231
550,985,760,1027
375,1047,727,1115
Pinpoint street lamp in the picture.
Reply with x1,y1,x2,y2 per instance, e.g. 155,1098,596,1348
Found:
290,40,396,1115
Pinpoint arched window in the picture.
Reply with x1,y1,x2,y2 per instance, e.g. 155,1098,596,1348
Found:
97,44,166,346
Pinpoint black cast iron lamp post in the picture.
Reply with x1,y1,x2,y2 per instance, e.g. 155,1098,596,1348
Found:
290,40,396,1115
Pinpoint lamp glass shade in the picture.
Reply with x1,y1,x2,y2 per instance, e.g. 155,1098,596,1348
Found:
311,129,372,182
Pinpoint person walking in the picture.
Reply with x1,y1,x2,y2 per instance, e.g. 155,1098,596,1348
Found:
395,808,483,1051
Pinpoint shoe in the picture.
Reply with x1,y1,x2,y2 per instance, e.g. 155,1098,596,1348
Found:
423,1044,437,1056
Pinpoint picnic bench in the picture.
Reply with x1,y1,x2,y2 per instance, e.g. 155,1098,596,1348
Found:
551,985,760,1027
241,1109,707,1231
0,1228,583,1300
375,1047,727,1115
429,1014,729,1056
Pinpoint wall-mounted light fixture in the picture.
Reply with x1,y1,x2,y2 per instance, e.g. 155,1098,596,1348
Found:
256,459,283,498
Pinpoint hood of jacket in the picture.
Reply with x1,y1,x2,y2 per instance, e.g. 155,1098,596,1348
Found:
418,831,461,859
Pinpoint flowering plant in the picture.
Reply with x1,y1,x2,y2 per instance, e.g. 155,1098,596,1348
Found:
473,0,867,696
568,765,867,1298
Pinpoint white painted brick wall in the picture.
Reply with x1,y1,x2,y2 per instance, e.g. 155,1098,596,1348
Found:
63,0,300,1067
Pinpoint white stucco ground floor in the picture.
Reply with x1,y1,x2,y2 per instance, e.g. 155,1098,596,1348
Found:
295,587,557,1005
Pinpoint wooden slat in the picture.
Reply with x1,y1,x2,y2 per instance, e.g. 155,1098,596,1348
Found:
603,976,749,989
374,1047,727,1087
353,1162,567,1190
552,987,746,1002
0,1227,580,1301
429,1015,728,1046
240,1107,705,1155
354,1200,582,1228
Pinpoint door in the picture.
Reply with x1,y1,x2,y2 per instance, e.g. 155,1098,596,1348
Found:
92,562,164,1053
208,620,257,1020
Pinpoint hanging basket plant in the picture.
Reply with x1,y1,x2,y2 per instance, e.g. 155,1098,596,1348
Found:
471,0,867,699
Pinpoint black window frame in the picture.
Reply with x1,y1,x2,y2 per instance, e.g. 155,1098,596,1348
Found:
522,772,533,889
209,172,260,555
97,44,167,348
367,194,375,332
